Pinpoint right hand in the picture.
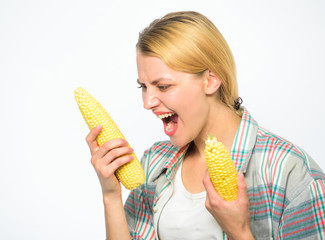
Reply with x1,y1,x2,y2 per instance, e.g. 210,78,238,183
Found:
85,125,134,198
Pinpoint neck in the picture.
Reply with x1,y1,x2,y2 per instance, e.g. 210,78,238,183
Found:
191,100,241,157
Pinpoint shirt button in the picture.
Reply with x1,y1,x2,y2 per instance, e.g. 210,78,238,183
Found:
153,206,158,213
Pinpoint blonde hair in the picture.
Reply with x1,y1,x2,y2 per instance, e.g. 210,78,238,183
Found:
137,11,242,116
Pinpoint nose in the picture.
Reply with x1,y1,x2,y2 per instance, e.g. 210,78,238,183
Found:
143,89,160,110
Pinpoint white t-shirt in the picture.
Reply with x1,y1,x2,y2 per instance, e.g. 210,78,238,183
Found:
158,162,223,239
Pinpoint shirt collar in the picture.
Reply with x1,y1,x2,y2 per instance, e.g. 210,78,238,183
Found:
231,106,259,173
163,145,189,182
149,142,189,183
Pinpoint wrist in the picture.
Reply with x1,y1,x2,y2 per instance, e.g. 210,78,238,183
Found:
231,231,254,240
102,192,123,206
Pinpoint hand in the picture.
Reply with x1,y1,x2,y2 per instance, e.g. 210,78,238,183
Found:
203,172,254,240
85,125,134,198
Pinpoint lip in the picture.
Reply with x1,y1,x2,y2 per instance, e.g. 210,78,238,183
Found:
153,111,174,116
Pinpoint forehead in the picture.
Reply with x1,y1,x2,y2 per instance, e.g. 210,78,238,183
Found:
136,53,197,84
136,53,172,79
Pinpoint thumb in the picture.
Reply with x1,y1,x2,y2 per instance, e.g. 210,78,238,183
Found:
86,125,102,155
237,172,248,200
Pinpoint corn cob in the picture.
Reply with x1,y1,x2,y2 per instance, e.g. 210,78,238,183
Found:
205,135,238,201
74,87,145,190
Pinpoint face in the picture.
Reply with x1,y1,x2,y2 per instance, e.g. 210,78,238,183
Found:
136,52,212,147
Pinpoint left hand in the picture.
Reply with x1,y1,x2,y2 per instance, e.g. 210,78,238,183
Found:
203,172,254,240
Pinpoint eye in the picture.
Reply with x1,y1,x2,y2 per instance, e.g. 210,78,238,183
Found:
137,84,147,90
157,85,170,91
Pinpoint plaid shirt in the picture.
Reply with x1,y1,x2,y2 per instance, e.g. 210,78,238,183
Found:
124,108,325,239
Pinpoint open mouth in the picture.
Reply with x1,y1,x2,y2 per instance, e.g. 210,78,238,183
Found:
156,112,179,136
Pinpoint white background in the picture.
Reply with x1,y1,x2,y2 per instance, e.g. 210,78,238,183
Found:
0,0,324,239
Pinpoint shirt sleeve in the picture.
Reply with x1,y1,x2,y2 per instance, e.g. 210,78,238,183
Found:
278,178,325,239
124,187,146,240
123,149,156,240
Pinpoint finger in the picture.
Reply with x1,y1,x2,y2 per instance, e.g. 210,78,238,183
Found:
85,125,102,155
106,154,134,175
100,145,134,166
93,138,128,160
237,172,249,200
98,155,134,178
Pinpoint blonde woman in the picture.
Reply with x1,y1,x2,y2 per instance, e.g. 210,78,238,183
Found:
86,11,325,240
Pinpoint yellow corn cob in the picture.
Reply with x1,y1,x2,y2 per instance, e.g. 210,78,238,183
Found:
205,135,238,201
74,87,145,190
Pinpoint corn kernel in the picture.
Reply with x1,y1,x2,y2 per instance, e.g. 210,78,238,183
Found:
205,135,238,201
74,87,145,190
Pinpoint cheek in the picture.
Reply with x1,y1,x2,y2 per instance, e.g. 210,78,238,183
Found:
186,88,207,107
186,91,209,121
175,84,205,104
177,90,208,118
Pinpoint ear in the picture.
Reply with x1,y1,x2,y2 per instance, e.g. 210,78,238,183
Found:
204,70,221,95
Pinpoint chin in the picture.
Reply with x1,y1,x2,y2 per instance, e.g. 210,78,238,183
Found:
169,136,191,149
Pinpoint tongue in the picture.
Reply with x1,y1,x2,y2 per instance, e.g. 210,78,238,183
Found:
163,115,178,136
170,114,178,123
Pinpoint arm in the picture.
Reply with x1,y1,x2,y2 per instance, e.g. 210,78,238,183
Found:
278,178,325,239
103,195,131,240
86,125,132,240
203,172,255,240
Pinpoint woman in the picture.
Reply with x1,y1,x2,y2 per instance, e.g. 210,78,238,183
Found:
86,11,325,239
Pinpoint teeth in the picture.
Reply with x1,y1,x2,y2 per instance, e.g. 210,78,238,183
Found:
156,113,174,119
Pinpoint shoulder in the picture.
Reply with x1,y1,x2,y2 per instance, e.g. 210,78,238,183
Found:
252,126,325,198
254,126,321,175
255,126,306,160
